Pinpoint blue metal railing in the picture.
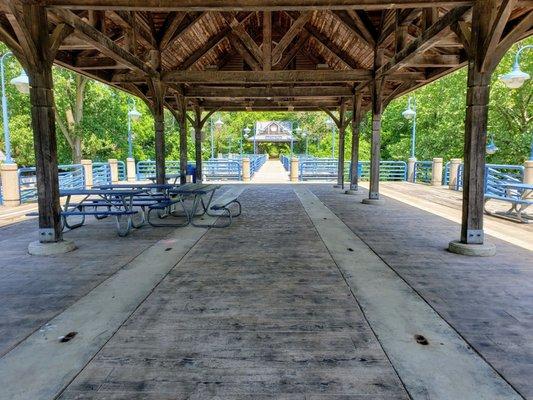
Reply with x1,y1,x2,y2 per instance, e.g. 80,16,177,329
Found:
414,161,433,184
92,162,111,186
117,160,126,181
18,164,85,203
204,159,242,180
280,155,291,171
249,154,267,177
484,164,524,196
299,159,407,182
136,160,181,180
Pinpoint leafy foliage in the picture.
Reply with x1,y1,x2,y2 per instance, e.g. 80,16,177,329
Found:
0,38,531,167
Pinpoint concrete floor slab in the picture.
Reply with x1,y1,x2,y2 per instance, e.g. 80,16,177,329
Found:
295,187,521,400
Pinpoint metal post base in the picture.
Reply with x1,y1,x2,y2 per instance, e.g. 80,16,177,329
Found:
344,189,359,195
448,240,496,257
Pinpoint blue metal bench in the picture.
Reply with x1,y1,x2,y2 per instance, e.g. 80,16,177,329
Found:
484,182,533,223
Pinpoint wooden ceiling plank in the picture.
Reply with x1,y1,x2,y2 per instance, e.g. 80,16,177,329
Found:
159,12,187,50
333,10,374,47
177,28,230,70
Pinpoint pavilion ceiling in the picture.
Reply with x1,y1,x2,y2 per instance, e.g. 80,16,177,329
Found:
0,1,532,112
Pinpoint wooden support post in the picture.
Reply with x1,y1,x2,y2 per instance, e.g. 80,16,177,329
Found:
449,0,520,256
363,48,385,205
173,94,188,184
336,99,347,189
147,78,167,185
193,105,203,183
263,11,272,71
347,93,362,194
25,5,63,243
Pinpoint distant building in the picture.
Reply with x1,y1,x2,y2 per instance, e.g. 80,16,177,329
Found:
249,121,297,143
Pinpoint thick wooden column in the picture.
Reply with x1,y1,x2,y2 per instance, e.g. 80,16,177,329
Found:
349,93,363,192
193,105,203,182
147,78,167,185
365,49,385,203
25,5,62,242
336,99,347,189
449,0,522,254
176,95,188,184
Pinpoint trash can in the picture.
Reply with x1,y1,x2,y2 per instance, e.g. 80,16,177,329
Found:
186,164,196,183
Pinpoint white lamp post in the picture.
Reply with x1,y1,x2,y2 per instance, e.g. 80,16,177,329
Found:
212,115,223,159
402,96,417,159
1,52,29,164
241,126,250,157
499,45,532,159
294,126,302,157
126,98,141,158
302,131,308,156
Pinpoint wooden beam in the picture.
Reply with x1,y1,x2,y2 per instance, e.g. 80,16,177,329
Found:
108,10,157,50
263,11,272,70
45,1,476,11
158,12,187,50
274,30,310,70
177,28,230,70
332,10,375,47
272,12,312,64
349,92,363,191
162,69,372,83
49,23,74,59
229,31,262,70
337,98,347,188
160,12,206,52
402,53,461,67
51,8,156,75
185,86,354,98
378,6,471,77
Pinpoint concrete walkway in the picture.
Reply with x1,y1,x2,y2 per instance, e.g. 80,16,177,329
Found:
0,184,531,399
251,159,289,183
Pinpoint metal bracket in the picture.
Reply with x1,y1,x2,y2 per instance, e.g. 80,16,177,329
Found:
466,229,484,244
38,228,55,243
369,192,380,200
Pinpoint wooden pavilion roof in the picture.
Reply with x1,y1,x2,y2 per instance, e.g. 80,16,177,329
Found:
1,1,532,112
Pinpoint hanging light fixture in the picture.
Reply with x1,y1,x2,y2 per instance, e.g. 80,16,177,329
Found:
127,106,141,121
10,70,30,94
499,45,532,89
486,134,498,155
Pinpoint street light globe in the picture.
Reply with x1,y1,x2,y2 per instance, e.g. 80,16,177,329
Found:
10,70,30,94
499,62,530,89
402,106,416,120
128,107,141,121
486,142,498,155
326,117,334,128
295,127,302,134
243,126,251,135
215,117,224,130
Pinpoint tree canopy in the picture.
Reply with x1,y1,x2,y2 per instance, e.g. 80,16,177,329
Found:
0,38,531,167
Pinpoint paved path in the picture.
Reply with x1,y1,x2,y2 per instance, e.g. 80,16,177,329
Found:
0,184,531,399
251,159,289,183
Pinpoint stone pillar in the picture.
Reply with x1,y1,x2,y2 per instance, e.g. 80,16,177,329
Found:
431,158,443,186
81,159,93,188
290,157,299,182
242,157,251,182
126,157,136,182
0,163,20,207
108,159,119,184
448,158,462,190
407,157,416,183
523,160,533,186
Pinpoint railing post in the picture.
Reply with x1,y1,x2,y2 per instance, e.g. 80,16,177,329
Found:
431,158,443,186
242,157,251,182
448,158,462,190
407,157,416,182
81,159,93,188
108,159,119,184
126,157,136,182
290,157,299,182
523,160,533,186
0,163,20,207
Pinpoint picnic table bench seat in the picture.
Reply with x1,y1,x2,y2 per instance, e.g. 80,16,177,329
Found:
484,192,532,223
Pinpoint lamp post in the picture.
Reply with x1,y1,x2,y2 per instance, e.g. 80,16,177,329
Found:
499,45,532,160
126,98,141,158
303,131,308,157
212,115,223,159
241,126,250,157
294,126,302,157
326,117,335,159
1,52,29,164
402,96,417,159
